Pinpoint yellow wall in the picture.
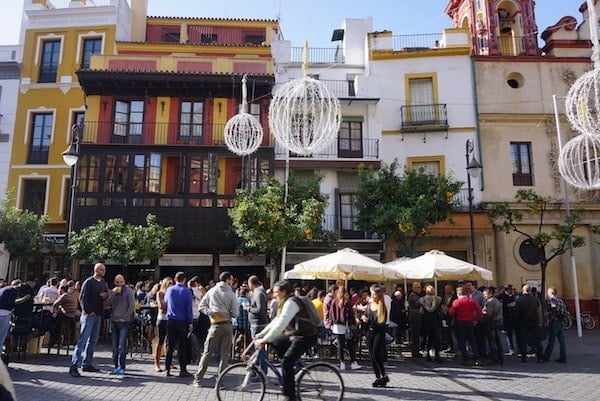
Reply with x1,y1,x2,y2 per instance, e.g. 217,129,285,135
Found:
8,24,117,227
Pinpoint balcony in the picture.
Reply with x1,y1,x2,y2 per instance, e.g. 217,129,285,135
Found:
80,121,271,147
400,104,448,133
499,35,526,56
274,138,379,160
392,33,443,51
290,47,344,63
72,193,236,252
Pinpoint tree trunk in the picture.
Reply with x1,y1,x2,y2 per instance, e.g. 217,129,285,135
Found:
540,260,547,300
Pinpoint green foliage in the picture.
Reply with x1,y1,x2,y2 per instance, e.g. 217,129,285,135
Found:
227,172,333,264
0,191,47,261
487,189,585,294
67,214,173,265
356,161,462,256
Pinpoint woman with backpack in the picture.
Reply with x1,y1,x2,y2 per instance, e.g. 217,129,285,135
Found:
326,286,362,371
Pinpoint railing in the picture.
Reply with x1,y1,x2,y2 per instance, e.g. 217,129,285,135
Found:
499,35,526,56
391,33,442,51
80,121,270,147
38,65,57,83
453,187,483,212
274,138,379,160
290,47,344,63
43,0,115,9
400,104,448,129
27,147,49,164
319,80,356,98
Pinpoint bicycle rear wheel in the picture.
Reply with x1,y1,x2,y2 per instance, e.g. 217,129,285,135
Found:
215,362,266,401
296,362,344,401
582,314,596,330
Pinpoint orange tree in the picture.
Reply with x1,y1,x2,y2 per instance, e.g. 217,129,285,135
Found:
227,172,333,275
488,189,585,296
356,161,462,257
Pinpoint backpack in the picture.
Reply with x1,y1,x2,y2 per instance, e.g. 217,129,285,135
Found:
293,296,320,335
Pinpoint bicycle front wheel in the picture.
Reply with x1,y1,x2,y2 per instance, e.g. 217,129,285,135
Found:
215,363,266,401
296,362,344,401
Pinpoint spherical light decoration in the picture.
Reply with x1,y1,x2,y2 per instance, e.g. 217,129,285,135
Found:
565,68,600,136
558,133,600,189
224,74,264,156
268,76,341,156
224,112,263,156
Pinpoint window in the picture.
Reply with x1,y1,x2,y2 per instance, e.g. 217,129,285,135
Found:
250,103,261,123
244,34,265,45
408,77,434,123
200,34,218,44
511,142,533,186
188,154,217,196
338,120,363,158
133,153,161,193
248,157,270,191
39,40,60,83
164,31,180,43
28,113,53,164
406,156,444,175
78,155,101,193
81,38,102,69
339,193,362,239
179,101,204,140
113,100,144,143
105,154,129,193
22,179,47,215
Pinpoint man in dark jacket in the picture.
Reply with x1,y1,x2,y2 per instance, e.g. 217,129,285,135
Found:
514,284,544,362
247,275,268,373
70,263,109,377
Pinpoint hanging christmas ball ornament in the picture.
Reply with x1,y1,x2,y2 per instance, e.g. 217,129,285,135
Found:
558,133,600,189
565,68,600,136
269,75,341,156
224,74,264,156
224,113,263,156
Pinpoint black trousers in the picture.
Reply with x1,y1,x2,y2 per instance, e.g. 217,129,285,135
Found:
165,320,189,372
271,335,317,398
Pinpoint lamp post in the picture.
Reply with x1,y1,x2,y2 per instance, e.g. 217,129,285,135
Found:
465,139,482,265
62,124,82,276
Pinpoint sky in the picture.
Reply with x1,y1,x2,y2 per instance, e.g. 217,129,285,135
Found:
0,0,586,48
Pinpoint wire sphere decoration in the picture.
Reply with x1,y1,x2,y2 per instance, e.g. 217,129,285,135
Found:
224,113,263,156
558,133,600,189
268,75,341,156
224,74,264,156
565,68,600,136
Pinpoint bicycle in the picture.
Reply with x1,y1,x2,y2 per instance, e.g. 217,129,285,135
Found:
563,311,596,331
215,341,345,401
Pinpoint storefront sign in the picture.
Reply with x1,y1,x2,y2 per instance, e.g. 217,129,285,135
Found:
159,254,213,266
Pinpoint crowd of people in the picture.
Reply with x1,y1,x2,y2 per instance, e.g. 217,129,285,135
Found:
0,267,572,401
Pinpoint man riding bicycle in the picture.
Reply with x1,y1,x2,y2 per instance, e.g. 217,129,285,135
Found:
254,280,318,401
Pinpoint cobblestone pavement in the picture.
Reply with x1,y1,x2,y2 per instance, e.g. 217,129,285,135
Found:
7,330,600,401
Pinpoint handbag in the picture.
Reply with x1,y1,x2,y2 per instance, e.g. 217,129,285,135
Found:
187,333,202,362
345,322,357,340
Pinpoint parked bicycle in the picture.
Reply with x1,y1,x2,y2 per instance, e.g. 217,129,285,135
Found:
563,311,596,331
215,341,345,401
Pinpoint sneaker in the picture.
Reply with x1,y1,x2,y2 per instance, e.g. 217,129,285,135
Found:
474,360,482,366
69,367,82,377
339,362,346,370
116,368,125,375
350,361,362,370
108,368,119,375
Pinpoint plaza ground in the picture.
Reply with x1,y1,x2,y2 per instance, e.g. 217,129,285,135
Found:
8,329,600,401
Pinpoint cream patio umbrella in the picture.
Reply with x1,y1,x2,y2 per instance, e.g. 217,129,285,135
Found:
283,247,400,282
391,249,493,285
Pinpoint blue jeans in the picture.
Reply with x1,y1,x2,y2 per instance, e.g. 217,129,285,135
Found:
250,324,267,374
455,320,480,362
0,313,12,353
544,321,566,361
111,321,130,370
71,314,102,368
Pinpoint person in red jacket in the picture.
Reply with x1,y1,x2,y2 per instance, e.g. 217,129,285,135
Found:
449,286,483,366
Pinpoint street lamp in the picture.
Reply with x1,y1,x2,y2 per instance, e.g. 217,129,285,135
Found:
62,124,82,276
465,139,482,265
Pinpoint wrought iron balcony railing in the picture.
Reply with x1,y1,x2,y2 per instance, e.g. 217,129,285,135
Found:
290,47,344,63
274,138,379,160
400,104,448,130
80,121,270,147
